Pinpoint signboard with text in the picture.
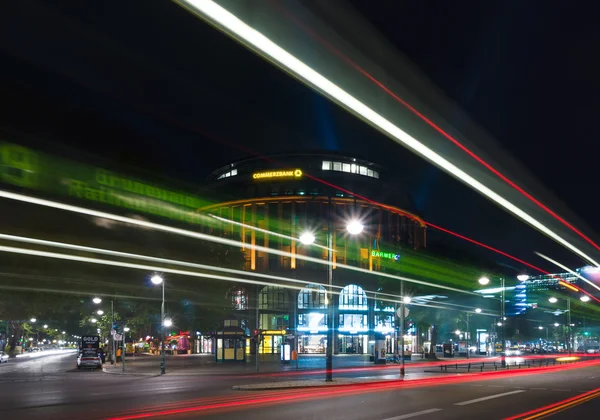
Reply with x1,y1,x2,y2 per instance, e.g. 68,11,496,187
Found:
81,335,100,349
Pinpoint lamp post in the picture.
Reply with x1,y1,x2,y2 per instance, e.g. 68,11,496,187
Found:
400,294,411,376
479,276,506,367
548,297,573,354
151,274,166,375
300,212,363,382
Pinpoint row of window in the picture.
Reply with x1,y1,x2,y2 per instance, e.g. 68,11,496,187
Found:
233,284,391,311
322,160,379,179
262,312,395,331
217,169,238,180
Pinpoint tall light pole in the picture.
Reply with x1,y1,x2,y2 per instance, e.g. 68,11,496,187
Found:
302,212,363,382
479,276,506,367
151,274,166,375
549,296,574,354
400,294,411,376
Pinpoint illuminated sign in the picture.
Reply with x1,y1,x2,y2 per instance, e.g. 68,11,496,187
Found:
252,169,302,180
372,250,400,261
262,330,287,335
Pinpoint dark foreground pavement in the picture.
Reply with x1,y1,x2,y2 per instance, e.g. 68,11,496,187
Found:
1,350,598,419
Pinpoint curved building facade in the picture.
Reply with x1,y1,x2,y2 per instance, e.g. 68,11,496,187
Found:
200,152,426,355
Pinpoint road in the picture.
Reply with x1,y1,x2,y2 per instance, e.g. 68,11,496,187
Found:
0,351,598,419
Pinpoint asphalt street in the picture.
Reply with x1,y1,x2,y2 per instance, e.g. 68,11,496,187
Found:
0,351,598,419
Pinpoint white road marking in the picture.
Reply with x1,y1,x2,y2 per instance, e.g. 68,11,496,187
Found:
454,390,526,406
382,408,443,420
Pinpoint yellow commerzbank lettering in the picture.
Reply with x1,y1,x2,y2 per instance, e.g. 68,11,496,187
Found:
252,169,303,179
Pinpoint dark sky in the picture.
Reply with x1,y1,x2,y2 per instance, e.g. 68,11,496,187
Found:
0,0,599,272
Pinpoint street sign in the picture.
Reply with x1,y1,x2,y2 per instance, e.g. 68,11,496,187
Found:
397,307,410,318
113,334,123,341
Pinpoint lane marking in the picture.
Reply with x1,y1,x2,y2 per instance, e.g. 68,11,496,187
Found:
382,408,443,420
455,390,526,406
504,387,600,419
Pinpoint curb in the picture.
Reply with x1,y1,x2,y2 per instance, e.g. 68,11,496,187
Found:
101,367,160,377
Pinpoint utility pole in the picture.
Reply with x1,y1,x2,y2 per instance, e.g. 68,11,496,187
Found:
325,196,334,382
400,280,405,377
466,312,470,359
567,298,571,355
111,298,116,365
256,284,260,372
501,277,506,368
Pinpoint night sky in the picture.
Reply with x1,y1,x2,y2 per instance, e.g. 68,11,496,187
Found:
0,0,599,273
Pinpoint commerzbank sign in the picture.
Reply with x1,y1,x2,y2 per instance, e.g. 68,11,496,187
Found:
252,169,302,180
0,141,210,225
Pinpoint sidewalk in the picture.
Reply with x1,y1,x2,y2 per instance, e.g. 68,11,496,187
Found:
102,353,480,376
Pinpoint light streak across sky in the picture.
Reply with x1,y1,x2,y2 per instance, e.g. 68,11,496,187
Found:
0,243,489,313
0,189,481,296
176,0,600,268
270,1,600,254
535,252,600,298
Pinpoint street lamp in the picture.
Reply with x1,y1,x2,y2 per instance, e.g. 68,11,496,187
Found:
455,329,461,335
97,310,104,315
346,220,364,235
124,327,130,332
538,326,544,330
554,322,560,327
90,318,98,323
62,331,66,335
92,297,102,304
548,297,558,303
30,318,36,323
517,274,530,281
549,297,574,353
478,276,506,366
151,274,166,375
580,295,590,302
299,231,315,245
475,308,482,313
163,319,172,328
43,324,48,329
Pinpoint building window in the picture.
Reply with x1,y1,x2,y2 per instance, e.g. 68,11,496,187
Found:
339,314,368,330
260,314,288,330
230,287,248,310
298,284,328,309
259,286,288,310
375,314,395,332
321,160,379,179
298,313,328,330
217,169,238,180
339,284,368,311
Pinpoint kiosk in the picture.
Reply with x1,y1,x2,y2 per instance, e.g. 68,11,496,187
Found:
215,321,246,362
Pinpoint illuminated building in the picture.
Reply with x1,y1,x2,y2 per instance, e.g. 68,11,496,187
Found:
200,153,426,355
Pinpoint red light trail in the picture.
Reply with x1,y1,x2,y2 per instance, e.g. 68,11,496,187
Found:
108,358,600,419
269,0,600,254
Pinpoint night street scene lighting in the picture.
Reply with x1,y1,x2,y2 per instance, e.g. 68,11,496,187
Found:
0,2,599,419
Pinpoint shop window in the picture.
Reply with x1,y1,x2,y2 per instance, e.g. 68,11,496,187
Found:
298,284,328,309
259,286,288,310
339,284,368,310
230,287,248,310
260,313,288,330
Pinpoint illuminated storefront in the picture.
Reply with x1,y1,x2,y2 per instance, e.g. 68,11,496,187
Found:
338,284,369,354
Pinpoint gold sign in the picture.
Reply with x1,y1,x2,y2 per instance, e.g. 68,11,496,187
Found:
252,169,302,180
262,330,287,335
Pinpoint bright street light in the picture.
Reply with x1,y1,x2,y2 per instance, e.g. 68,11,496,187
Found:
538,326,544,330
30,318,36,323
151,275,164,285
163,318,173,327
43,324,48,328
475,308,482,313
554,322,560,327
478,277,490,286
346,220,364,235
299,231,315,245
517,274,530,281
90,318,98,323
580,295,590,302
455,330,461,335
92,297,102,304
124,327,130,332
497,322,502,326
402,296,412,304
97,310,104,315
549,297,558,303
62,331,66,334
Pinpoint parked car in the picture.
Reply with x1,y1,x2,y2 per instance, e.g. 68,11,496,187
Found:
0,352,9,363
77,351,102,369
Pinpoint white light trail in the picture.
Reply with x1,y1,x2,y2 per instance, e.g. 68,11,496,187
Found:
0,243,485,312
207,214,332,251
0,189,479,296
177,0,600,268
535,252,600,293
